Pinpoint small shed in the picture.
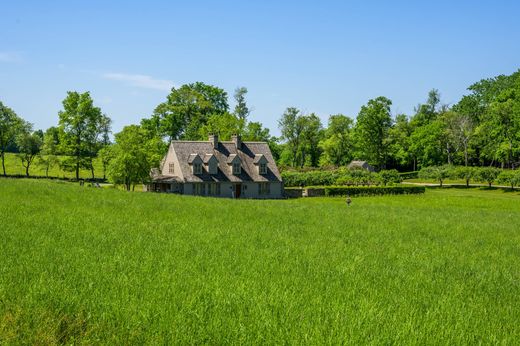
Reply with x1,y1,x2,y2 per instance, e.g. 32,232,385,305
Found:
347,160,375,172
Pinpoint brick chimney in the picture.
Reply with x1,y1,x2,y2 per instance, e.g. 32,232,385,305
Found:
231,134,242,150
209,133,218,149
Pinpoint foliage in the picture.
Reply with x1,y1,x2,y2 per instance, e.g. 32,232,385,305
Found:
419,165,453,187
497,169,520,190
452,166,477,187
16,130,42,177
318,114,353,166
106,125,164,190
475,166,501,187
323,185,425,196
354,96,393,170
0,101,31,176
378,169,401,186
57,91,105,180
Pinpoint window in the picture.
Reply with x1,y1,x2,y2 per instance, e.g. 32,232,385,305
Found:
193,183,205,195
208,183,220,196
193,163,202,175
258,182,270,195
259,163,267,175
233,162,241,175
169,163,174,174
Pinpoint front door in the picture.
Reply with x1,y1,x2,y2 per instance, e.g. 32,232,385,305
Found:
235,184,242,198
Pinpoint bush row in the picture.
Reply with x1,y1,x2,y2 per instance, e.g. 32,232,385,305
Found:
419,165,520,188
324,185,426,197
281,169,401,187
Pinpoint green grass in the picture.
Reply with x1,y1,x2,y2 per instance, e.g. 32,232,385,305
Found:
1,179,520,344
1,152,104,179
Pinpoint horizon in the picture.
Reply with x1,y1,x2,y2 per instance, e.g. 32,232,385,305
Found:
2,1,520,136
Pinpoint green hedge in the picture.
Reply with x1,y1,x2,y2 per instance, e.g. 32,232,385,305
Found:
324,185,425,197
399,171,419,180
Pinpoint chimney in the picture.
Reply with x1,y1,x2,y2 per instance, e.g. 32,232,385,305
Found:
209,133,218,149
231,134,242,150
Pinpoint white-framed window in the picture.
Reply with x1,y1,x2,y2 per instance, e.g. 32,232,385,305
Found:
233,162,241,175
258,182,270,195
259,163,267,175
193,163,202,175
169,163,174,174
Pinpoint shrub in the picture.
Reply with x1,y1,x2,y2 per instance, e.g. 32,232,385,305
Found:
379,169,401,186
497,170,520,190
324,185,425,197
399,171,419,180
452,166,477,187
419,165,453,187
476,167,501,188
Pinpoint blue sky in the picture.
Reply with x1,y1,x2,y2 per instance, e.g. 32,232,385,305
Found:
1,0,519,136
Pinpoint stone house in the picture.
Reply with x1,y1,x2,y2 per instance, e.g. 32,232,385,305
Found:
347,160,375,172
146,134,284,198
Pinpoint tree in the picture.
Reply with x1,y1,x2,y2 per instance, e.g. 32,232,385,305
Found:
388,114,414,170
497,170,520,190
299,113,323,167
419,165,452,187
319,114,354,166
38,127,60,177
355,96,393,170
0,101,30,176
233,87,250,121
98,114,112,179
452,166,477,188
16,130,42,177
476,167,501,188
58,91,103,180
278,107,303,167
107,125,163,191
443,112,475,166
198,112,244,140
153,82,229,141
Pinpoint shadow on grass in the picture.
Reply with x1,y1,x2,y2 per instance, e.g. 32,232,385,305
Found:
426,184,520,194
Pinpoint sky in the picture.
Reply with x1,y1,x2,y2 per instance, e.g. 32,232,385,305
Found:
1,0,519,136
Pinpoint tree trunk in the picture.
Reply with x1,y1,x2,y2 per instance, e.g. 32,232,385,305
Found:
90,161,95,180
76,162,80,180
1,151,5,176
26,164,29,177
464,145,468,167
46,165,49,178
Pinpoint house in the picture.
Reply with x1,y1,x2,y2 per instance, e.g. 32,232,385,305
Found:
347,160,375,172
146,134,284,198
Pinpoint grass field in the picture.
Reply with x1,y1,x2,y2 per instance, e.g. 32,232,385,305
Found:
1,153,104,179
1,179,520,344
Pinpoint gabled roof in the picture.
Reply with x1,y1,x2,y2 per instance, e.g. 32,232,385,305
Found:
253,154,268,165
188,153,202,164
347,160,375,172
203,153,218,164
227,154,241,164
162,140,282,183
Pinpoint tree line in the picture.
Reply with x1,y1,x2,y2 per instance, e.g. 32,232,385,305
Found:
1,69,519,188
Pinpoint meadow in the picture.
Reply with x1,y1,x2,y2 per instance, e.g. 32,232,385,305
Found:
1,179,520,344
1,153,104,180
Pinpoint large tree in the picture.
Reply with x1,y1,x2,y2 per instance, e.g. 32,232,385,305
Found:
233,87,250,121
319,114,354,166
107,125,163,191
16,130,42,177
0,101,30,176
153,82,229,141
278,107,303,167
58,91,104,180
354,96,393,170
38,127,60,177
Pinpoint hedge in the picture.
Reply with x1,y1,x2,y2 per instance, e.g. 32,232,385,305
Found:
323,185,425,197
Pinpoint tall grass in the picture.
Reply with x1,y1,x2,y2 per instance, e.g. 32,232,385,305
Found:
1,179,520,344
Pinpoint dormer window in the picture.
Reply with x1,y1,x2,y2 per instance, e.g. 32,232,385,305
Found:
169,163,174,174
233,162,241,175
203,154,219,175
227,154,242,175
253,154,268,175
188,154,204,175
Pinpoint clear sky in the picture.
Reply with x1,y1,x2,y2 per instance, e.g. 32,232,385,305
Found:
1,0,519,136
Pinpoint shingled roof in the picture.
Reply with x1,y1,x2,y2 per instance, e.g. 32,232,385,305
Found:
163,140,282,183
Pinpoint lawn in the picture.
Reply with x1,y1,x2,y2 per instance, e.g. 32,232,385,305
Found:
1,153,104,180
1,179,520,344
